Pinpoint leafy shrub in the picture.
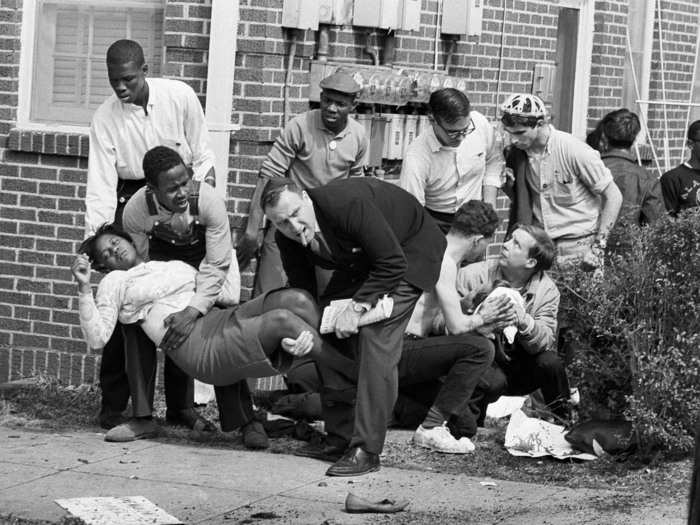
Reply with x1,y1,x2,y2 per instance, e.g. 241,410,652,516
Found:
557,209,700,457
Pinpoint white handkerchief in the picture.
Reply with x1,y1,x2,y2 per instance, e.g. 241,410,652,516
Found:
320,295,394,334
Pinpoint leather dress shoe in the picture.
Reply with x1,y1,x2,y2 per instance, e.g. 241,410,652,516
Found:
241,420,269,449
294,442,345,463
326,446,380,477
165,408,216,432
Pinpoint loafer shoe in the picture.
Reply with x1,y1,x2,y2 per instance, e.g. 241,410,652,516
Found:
166,408,216,432
294,442,345,462
326,446,380,477
412,423,475,454
241,420,269,449
345,493,409,514
105,418,160,442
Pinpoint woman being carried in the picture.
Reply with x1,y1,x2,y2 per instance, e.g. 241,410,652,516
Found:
71,224,353,407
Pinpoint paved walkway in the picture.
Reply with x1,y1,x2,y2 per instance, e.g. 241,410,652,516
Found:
0,427,687,524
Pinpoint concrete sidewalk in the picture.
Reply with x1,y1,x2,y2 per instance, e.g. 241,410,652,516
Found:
0,427,686,525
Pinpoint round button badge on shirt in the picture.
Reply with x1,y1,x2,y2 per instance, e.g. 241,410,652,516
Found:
328,140,337,151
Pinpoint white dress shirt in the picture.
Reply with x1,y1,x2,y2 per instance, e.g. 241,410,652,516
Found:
85,78,215,235
399,110,504,213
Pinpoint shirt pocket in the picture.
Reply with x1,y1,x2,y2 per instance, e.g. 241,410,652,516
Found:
550,174,585,206
457,150,486,180
115,151,134,179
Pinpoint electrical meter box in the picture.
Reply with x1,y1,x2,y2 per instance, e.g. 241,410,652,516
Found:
353,0,419,30
282,0,320,29
441,0,483,37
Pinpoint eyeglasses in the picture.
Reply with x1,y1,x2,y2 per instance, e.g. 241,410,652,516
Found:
434,117,476,139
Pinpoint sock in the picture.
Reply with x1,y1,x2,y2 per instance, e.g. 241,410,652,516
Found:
421,406,447,429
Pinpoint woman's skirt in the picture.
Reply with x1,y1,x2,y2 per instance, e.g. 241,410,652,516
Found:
167,293,292,386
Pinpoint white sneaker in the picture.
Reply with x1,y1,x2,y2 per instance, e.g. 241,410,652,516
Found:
412,423,475,454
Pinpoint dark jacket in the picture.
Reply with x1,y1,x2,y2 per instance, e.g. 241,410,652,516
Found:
275,177,446,306
601,149,663,225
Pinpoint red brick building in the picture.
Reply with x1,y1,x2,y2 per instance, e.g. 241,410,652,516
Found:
1,0,699,384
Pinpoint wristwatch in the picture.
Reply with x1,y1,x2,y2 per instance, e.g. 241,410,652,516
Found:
351,301,369,313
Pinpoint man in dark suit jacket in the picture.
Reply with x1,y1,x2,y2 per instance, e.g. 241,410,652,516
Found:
262,177,446,476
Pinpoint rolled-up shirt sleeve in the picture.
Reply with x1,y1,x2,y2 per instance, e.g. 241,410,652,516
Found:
399,147,428,206
78,275,123,349
481,118,505,189
182,83,215,182
85,118,119,237
259,120,303,179
574,148,614,195
188,184,233,314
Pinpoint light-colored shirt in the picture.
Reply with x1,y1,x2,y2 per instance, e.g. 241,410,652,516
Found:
399,110,504,213
122,182,232,315
456,260,559,354
78,260,239,350
259,109,368,189
85,78,215,235
524,126,613,240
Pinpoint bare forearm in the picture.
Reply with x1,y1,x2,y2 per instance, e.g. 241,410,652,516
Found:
597,184,622,241
482,185,499,210
245,176,269,236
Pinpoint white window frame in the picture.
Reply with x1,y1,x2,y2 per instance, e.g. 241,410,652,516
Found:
558,0,594,140
17,0,164,134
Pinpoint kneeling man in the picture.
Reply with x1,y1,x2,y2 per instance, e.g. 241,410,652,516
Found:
398,200,515,453
457,224,570,427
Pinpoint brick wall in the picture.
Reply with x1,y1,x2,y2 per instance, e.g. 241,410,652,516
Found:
1,0,698,385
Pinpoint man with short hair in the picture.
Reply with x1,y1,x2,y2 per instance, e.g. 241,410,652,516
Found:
86,39,216,430
116,146,266,447
236,71,368,294
457,224,569,426
400,88,504,233
262,177,445,476
397,200,514,453
597,109,663,226
500,93,622,269
661,119,700,215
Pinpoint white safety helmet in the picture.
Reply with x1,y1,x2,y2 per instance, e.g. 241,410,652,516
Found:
500,94,547,117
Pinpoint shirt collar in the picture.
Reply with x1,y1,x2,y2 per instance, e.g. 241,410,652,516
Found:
314,109,351,139
121,79,156,112
601,149,636,162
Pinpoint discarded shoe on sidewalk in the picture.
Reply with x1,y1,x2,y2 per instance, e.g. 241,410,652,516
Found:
105,418,160,442
345,493,409,514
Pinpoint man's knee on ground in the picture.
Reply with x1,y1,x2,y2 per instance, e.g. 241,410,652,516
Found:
533,351,566,376
479,365,507,401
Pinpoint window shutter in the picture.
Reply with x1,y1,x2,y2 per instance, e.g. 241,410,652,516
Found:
31,1,164,127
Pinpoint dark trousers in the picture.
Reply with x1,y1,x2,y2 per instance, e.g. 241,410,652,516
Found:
102,323,253,430
100,323,194,417
469,349,570,425
393,333,494,427
425,208,455,235
316,280,421,455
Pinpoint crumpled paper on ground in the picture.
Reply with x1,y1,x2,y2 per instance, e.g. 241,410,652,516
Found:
504,409,597,461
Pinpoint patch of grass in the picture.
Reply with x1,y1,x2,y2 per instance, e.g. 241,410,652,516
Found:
0,378,692,510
